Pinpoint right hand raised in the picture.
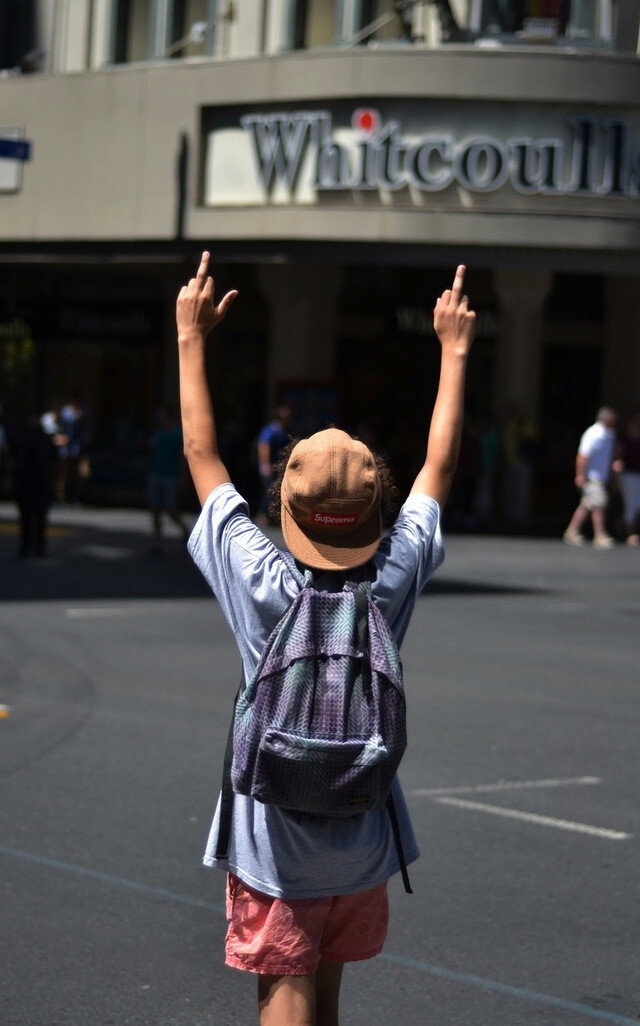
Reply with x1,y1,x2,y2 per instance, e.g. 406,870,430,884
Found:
433,265,476,357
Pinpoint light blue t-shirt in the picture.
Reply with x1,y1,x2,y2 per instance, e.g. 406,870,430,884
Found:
188,483,444,899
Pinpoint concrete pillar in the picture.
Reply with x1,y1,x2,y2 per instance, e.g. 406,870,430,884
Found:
493,268,552,425
228,0,264,55
263,0,291,52
51,0,92,71
89,0,114,67
256,262,342,416
603,276,640,416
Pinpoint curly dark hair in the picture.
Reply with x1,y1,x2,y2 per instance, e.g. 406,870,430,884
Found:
267,435,400,528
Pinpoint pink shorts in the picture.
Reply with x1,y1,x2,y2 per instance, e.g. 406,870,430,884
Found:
225,873,389,976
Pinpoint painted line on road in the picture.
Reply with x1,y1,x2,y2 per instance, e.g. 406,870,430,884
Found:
380,953,640,1025
434,797,631,840
66,607,150,619
409,775,602,798
75,545,137,560
0,843,224,913
1,842,637,1026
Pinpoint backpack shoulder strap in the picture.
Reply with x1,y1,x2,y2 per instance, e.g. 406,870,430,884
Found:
279,549,313,589
217,551,309,859
215,675,242,860
345,574,412,894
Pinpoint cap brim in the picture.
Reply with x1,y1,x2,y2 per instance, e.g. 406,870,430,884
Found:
281,503,382,571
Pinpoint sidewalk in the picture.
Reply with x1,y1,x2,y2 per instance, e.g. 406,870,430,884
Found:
2,498,638,608
0,501,215,603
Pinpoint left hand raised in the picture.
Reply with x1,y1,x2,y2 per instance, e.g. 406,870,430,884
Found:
177,251,238,343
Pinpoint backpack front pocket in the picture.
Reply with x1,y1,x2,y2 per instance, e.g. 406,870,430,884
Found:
243,728,392,816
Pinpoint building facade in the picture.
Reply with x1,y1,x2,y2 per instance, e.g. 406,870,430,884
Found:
1,0,639,520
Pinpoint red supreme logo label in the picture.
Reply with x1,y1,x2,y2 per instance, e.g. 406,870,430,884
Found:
312,513,359,526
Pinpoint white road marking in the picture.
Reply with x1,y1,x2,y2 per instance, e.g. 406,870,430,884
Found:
434,796,631,840
75,545,136,559
409,776,601,798
65,607,146,619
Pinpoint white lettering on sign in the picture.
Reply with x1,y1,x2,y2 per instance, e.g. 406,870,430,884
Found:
205,108,640,207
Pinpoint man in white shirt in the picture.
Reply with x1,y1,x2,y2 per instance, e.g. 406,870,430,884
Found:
563,407,617,549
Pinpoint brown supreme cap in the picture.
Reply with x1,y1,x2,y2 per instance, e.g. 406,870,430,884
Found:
280,428,382,571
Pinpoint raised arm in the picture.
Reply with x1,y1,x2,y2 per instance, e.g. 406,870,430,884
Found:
176,252,238,505
410,265,475,507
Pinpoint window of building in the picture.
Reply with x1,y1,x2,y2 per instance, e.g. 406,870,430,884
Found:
110,0,221,63
111,0,152,63
290,0,308,49
472,0,613,44
335,0,410,45
0,0,36,72
284,0,334,49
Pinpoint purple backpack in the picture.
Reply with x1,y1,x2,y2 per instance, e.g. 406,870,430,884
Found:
216,566,413,892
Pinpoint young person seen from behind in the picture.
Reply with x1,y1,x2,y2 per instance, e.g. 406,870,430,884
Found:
177,253,475,1026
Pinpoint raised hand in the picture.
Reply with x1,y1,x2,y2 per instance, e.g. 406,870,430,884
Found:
177,251,238,343
433,265,475,356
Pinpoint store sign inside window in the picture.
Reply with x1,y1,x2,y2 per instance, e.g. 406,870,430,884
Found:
204,108,640,205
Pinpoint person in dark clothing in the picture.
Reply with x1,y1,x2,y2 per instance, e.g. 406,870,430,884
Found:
11,413,56,558
256,405,292,522
613,410,640,546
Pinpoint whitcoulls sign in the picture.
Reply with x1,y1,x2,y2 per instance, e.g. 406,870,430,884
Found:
203,104,640,207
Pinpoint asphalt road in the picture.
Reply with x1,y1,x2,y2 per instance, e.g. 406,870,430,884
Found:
1,502,639,1026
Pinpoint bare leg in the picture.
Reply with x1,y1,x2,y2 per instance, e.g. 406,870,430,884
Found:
566,503,589,534
315,961,344,1026
591,507,608,538
256,963,344,1026
258,974,316,1026
564,503,589,544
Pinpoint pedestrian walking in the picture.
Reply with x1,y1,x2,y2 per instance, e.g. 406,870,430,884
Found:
256,404,291,523
176,252,474,1026
564,406,617,548
41,397,69,503
11,413,56,558
613,409,640,547
147,404,190,554
502,406,538,525
474,414,500,523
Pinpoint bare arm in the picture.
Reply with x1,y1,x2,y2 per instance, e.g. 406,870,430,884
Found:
176,252,238,505
410,265,475,507
575,452,588,487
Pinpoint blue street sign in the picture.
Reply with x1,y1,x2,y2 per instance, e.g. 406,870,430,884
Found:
0,139,32,161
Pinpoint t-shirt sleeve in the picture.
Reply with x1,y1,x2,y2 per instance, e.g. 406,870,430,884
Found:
578,425,597,457
187,483,299,670
372,494,444,646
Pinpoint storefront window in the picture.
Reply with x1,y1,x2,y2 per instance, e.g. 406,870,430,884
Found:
335,264,496,501
0,317,37,420
539,274,605,517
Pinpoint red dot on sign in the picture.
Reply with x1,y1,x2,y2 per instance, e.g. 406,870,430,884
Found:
353,108,379,134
